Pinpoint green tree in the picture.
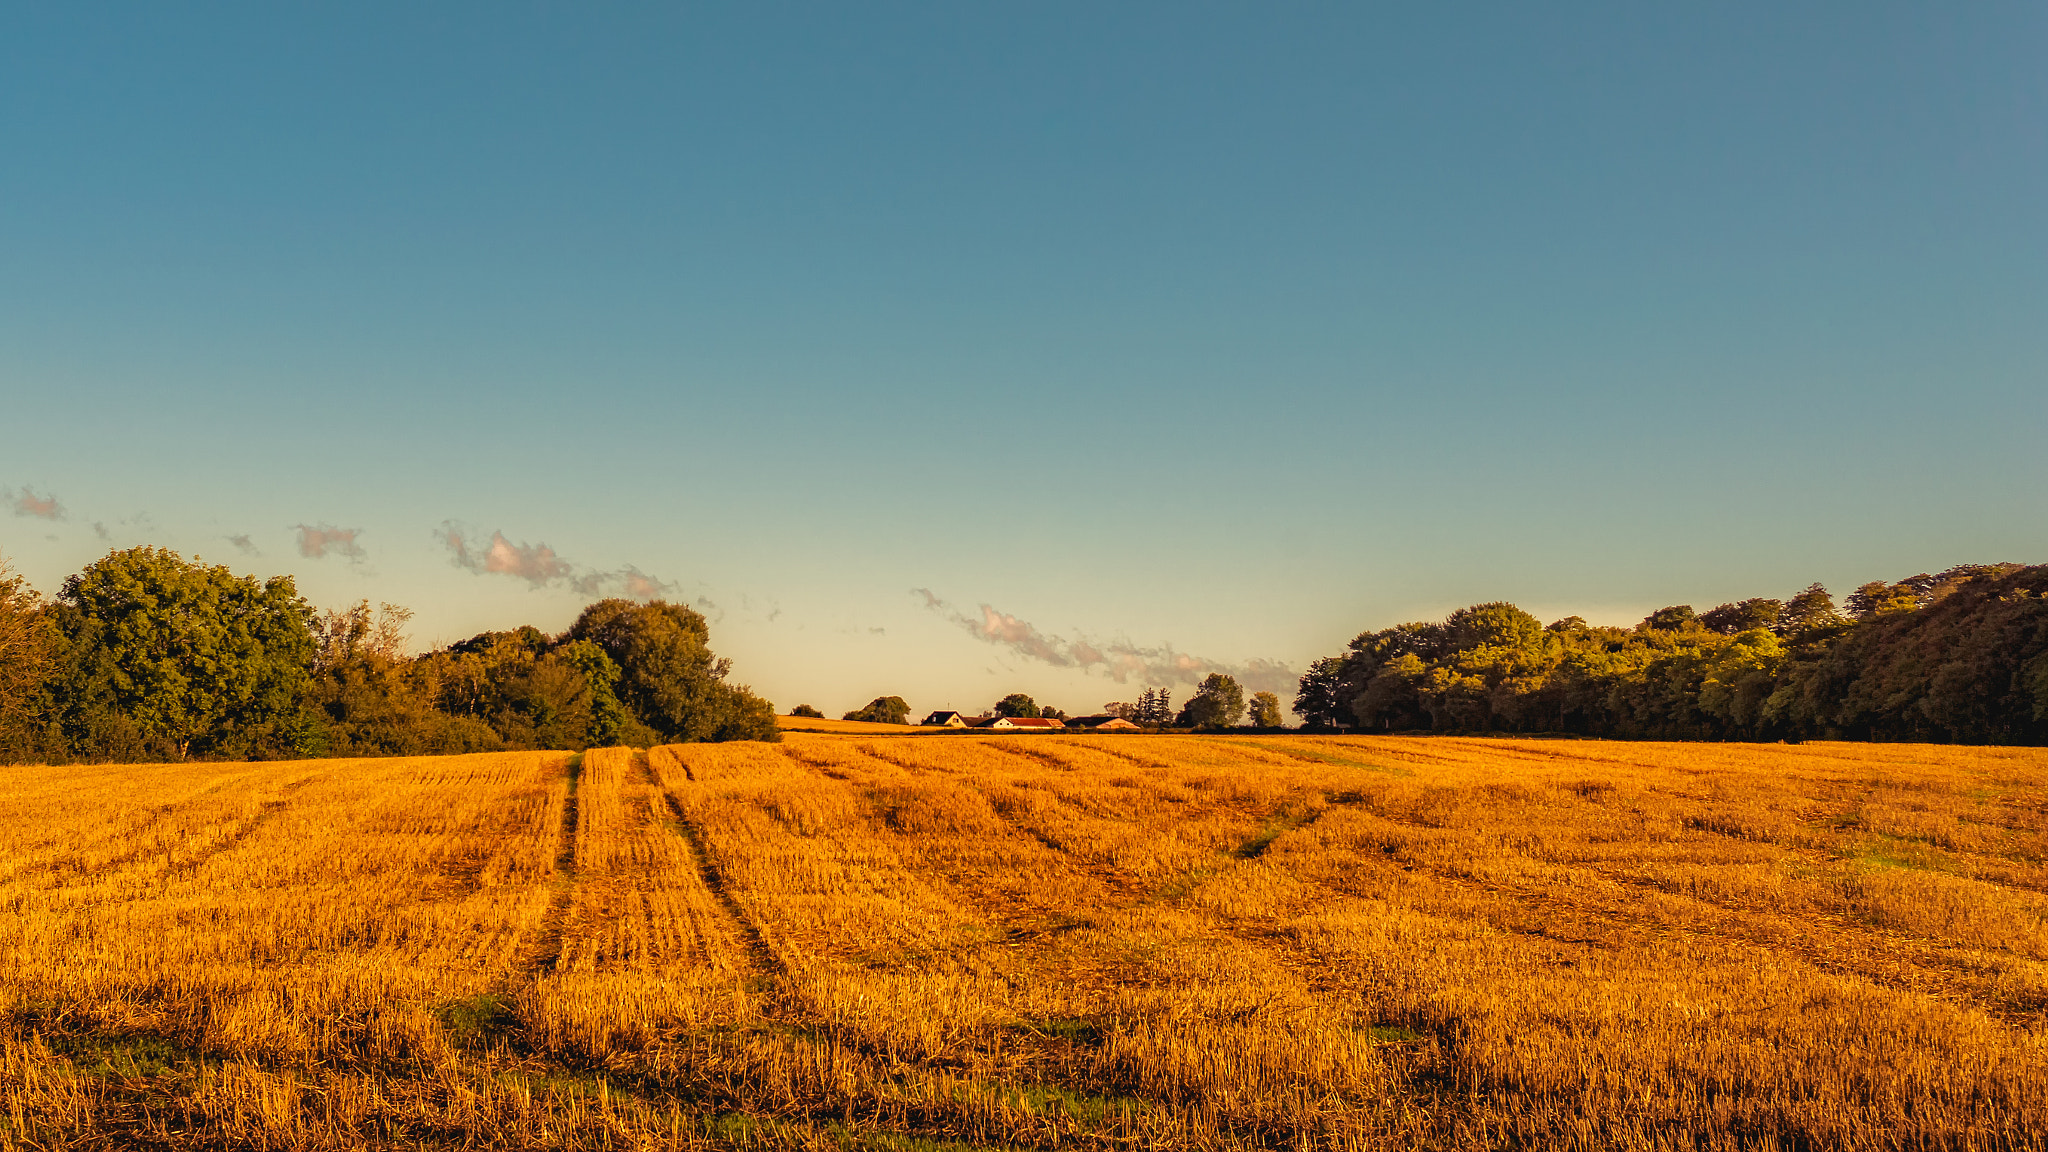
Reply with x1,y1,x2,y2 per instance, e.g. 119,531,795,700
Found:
1642,605,1698,631
1246,690,1282,727
994,693,1039,718
1291,657,1354,728
0,555,54,759
1845,580,1922,620
567,598,778,743
1444,603,1544,652
789,704,824,718
1177,673,1245,729
50,546,319,760
308,601,503,756
1135,687,1174,726
843,695,910,724
1778,583,1849,643
1700,599,1782,635
554,639,632,746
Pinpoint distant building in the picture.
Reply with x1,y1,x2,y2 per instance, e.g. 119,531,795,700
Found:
922,710,968,727
1067,715,1141,731
972,716,1065,730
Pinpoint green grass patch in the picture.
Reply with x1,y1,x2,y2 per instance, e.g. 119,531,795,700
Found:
47,1031,203,1079
492,1066,633,1101
1149,865,1217,905
1005,1016,1103,1045
989,1082,1148,1124
1234,807,1321,859
438,993,518,1048
1365,1024,1422,1044
1843,834,1960,874
835,1125,1016,1152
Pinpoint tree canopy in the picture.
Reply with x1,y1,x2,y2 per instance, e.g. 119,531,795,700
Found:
1177,674,1245,729
994,693,1039,718
567,599,777,743
0,555,53,760
843,696,911,725
1295,563,2046,743
1247,690,1282,728
46,547,319,760
0,548,779,762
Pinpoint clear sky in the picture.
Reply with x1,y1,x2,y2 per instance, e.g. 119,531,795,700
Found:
3,3,2043,717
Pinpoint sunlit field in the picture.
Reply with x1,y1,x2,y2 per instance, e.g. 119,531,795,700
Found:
5,728,2048,1150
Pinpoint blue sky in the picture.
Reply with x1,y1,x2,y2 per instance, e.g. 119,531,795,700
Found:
3,3,2043,716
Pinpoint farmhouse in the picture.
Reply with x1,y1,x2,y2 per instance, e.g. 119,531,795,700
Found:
972,716,1065,730
922,710,968,727
1067,715,1141,731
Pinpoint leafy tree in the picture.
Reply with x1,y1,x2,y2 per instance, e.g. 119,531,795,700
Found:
1040,705,1069,722
554,639,634,746
1767,566,2048,741
1444,603,1544,652
1700,599,1782,635
994,693,1039,718
1135,687,1174,726
1643,605,1698,632
308,602,502,756
1845,580,1922,620
1177,673,1245,729
1246,690,1282,727
1778,583,1849,643
567,598,778,743
0,554,54,758
789,704,824,718
843,695,910,724
49,546,318,759
1291,656,1355,728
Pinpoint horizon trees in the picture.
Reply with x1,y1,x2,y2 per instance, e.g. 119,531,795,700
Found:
1293,563,2048,743
0,547,780,763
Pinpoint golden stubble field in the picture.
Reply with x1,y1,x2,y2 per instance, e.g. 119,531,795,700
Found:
4,727,2047,1150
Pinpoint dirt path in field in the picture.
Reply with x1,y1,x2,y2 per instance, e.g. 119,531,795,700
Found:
643,751,783,979
515,753,583,975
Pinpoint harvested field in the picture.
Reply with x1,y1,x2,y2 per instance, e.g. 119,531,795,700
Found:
4,732,2048,1149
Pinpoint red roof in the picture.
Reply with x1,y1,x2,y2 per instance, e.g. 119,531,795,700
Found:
998,716,1065,728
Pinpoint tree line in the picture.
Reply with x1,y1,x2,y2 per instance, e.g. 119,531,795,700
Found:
0,546,778,763
1293,563,2048,743
818,683,1287,730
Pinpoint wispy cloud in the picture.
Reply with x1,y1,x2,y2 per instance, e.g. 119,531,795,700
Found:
227,534,259,555
10,487,63,520
912,589,1296,694
93,522,111,541
438,522,676,601
294,523,367,564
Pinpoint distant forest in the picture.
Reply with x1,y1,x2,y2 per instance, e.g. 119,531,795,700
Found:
1295,564,2048,743
0,546,778,764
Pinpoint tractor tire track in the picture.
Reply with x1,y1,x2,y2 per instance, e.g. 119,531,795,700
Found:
644,749,784,979
516,753,583,976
